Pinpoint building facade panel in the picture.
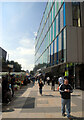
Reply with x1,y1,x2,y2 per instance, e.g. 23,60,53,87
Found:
77,28,83,63
82,28,84,63
65,2,72,26
67,27,78,63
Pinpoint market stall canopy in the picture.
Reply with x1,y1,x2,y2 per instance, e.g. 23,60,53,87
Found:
8,64,13,68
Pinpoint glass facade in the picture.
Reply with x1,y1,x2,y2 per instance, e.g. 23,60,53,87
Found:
35,1,66,68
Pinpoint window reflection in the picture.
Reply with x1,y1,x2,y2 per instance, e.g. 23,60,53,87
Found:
72,2,81,27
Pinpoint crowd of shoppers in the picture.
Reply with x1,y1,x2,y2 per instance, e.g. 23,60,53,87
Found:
2,74,33,103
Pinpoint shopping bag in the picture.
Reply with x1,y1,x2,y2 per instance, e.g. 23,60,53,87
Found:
57,86,59,91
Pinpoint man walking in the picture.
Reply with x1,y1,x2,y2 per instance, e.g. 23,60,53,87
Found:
59,78,73,119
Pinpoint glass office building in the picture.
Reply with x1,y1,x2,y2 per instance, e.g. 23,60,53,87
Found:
35,1,84,89
35,1,66,67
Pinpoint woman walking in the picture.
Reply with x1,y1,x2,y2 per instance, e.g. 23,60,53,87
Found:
39,79,44,96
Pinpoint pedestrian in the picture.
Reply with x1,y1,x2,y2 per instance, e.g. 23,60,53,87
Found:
51,77,55,91
58,76,64,86
38,79,44,96
59,78,73,119
47,77,50,85
11,75,15,97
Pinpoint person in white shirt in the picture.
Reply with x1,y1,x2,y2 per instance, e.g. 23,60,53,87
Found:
58,76,64,86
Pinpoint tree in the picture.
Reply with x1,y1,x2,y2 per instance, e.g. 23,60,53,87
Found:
7,60,22,72
14,62,22,72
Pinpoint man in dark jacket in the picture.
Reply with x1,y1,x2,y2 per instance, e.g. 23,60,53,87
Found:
59,78,73,119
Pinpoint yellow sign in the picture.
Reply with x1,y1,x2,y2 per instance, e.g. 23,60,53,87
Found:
65,71,69,76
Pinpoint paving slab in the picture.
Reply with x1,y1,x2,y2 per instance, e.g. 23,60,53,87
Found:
2,82,84,119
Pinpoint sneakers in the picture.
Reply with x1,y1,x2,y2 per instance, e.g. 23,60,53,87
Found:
67,115,71,119
62,113,66,117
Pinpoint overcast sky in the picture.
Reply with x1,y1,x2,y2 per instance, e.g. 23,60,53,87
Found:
0,2,46,71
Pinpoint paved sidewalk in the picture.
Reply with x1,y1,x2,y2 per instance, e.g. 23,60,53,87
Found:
2,82,84,119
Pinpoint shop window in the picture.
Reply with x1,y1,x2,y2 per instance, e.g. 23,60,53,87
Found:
72,2,81,27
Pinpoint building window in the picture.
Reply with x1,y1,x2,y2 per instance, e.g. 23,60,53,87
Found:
58,33,62,63
49,29,50,45
60,6,63,31
50,44,51,65
53,41,55,65
54,18,56,38
64,28,66,62
51,24,53,42
50,10,52,24
72,2,81,27
54,38,57,54
53,22,54,40
63,2,66,27
61,30,64,62
53,2,55,20
56,2,59,13
59,33,62,52
47,47,50,66
56,15,58,36
56,36,59,64
58,12,60,33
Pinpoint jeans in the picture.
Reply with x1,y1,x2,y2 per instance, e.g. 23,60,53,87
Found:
61,98,71,117
39,89,42,95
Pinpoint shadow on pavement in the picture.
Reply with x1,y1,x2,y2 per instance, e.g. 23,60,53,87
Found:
2,108,15,112
43,95,60,97
3,97,35,111
71,95,81,97
2,83,34,112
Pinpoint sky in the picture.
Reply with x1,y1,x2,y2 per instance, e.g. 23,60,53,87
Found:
0,2,46,71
